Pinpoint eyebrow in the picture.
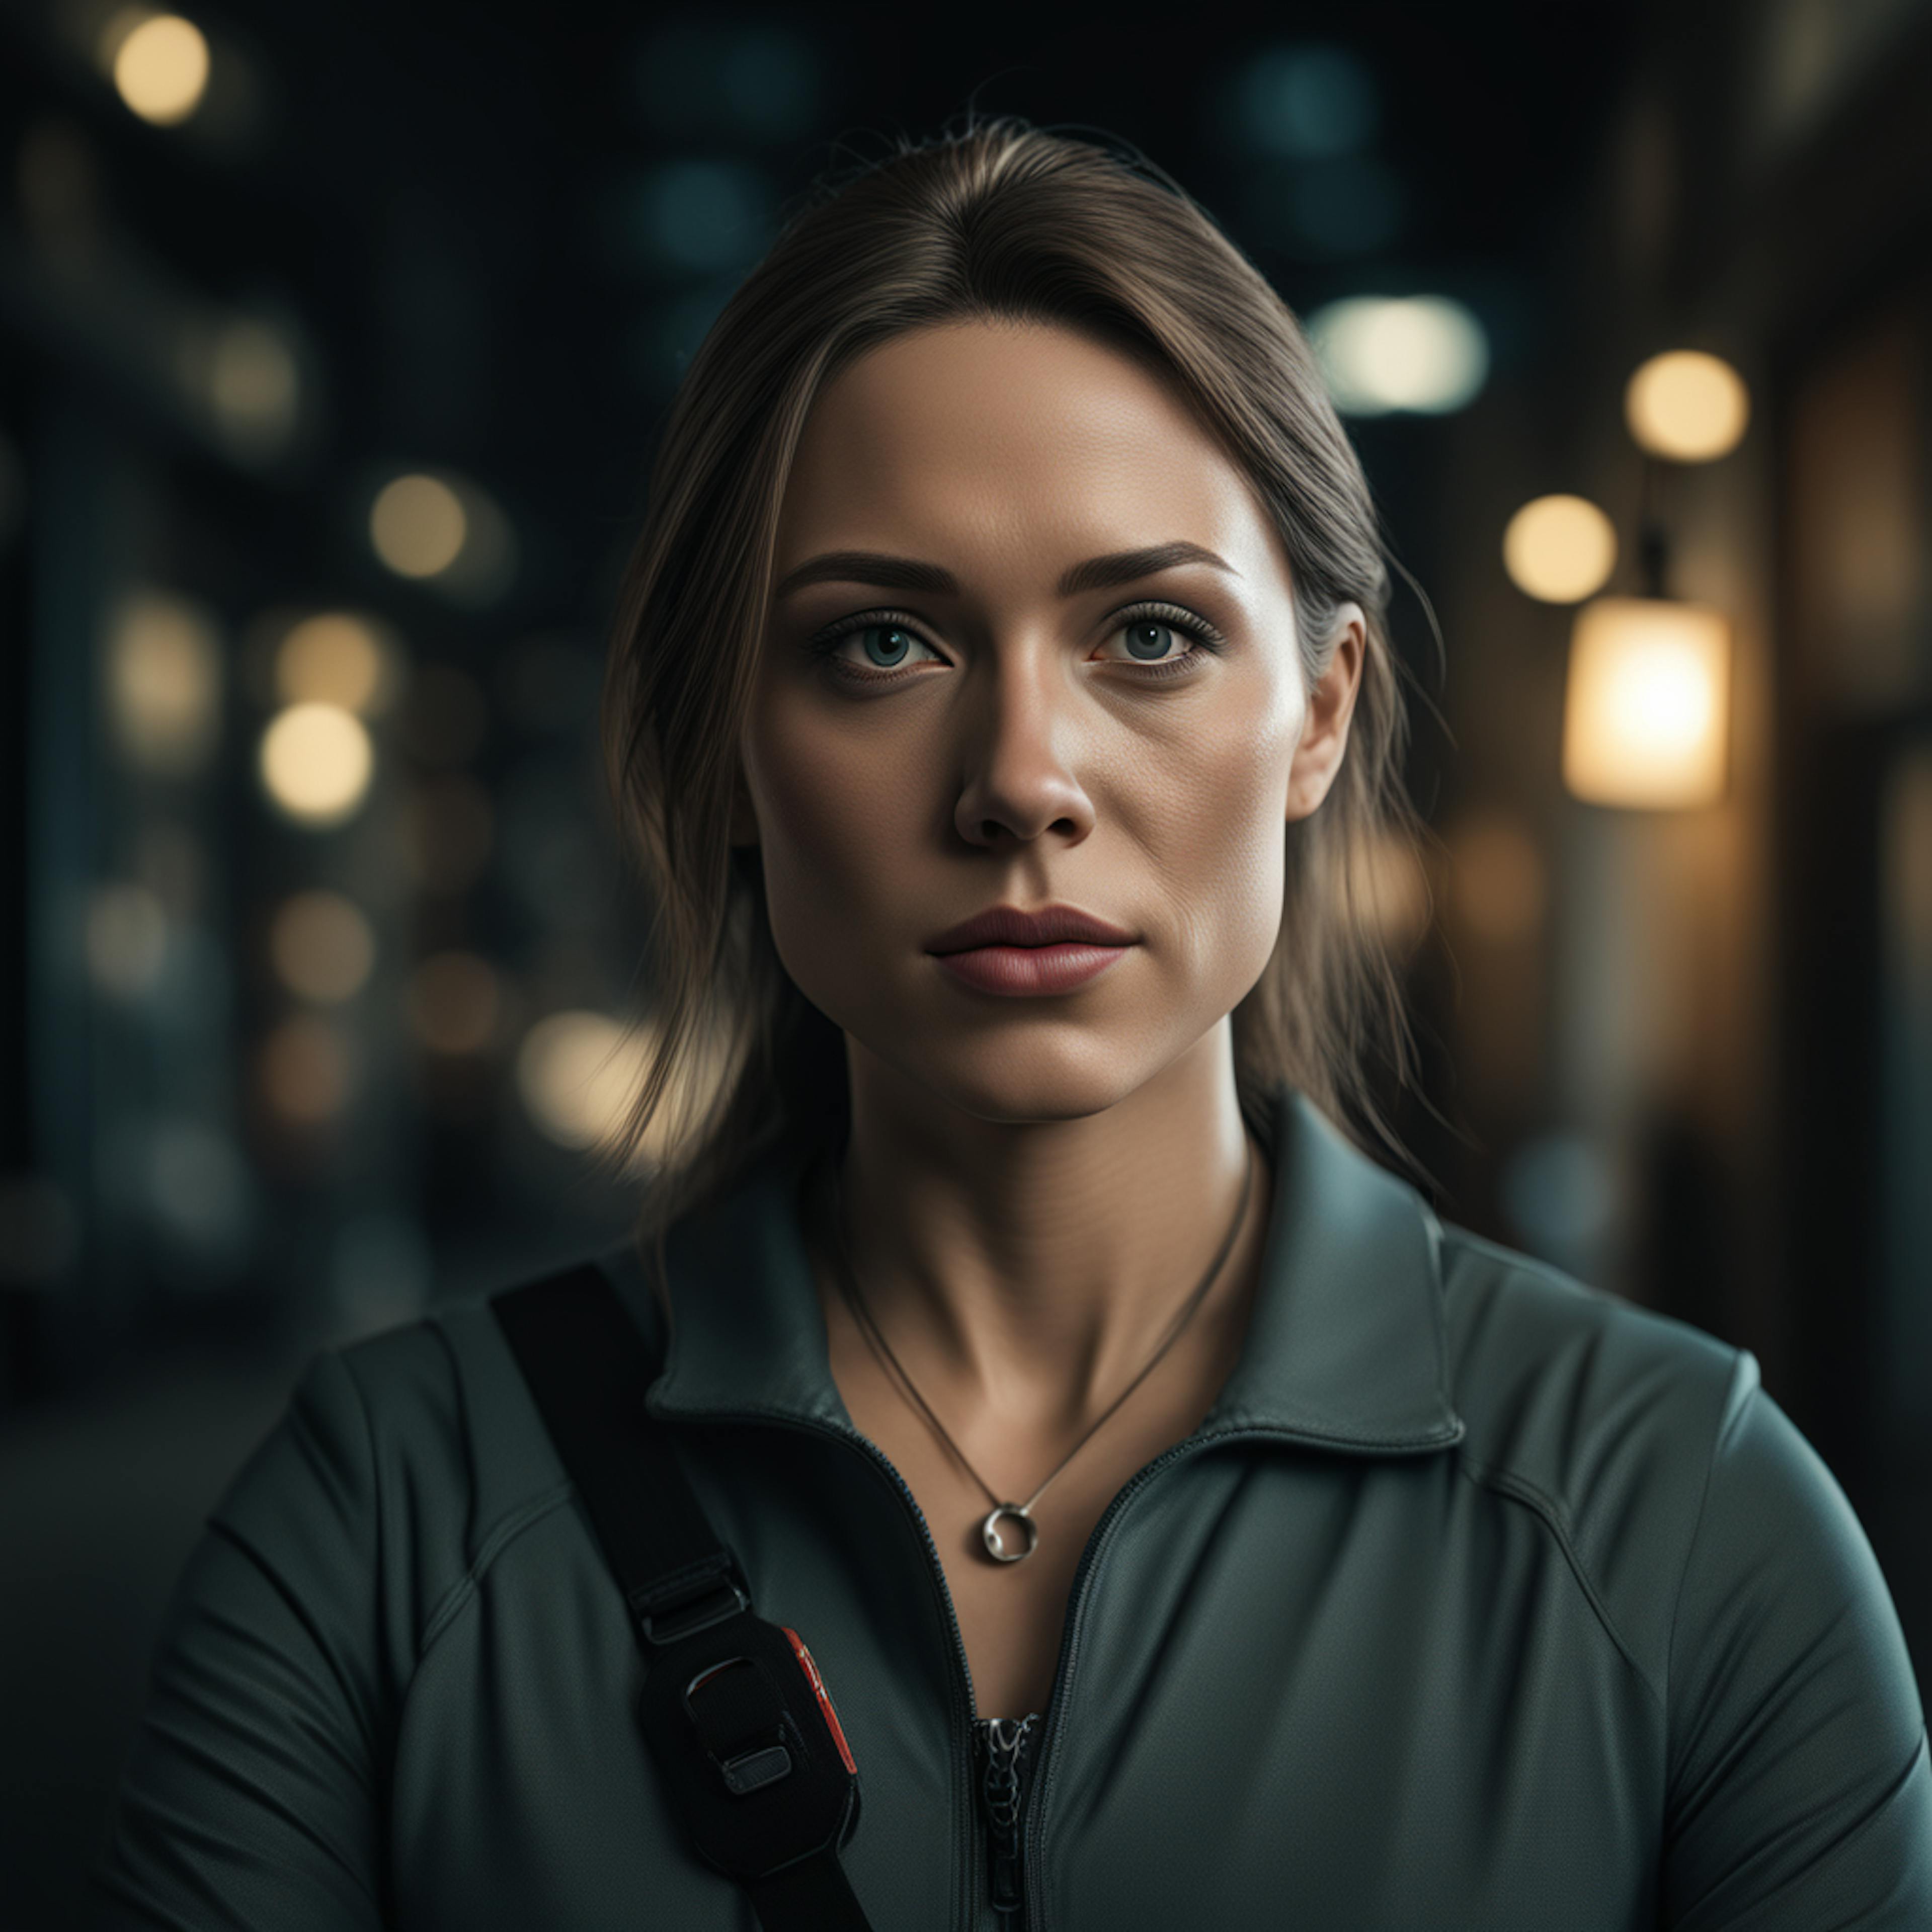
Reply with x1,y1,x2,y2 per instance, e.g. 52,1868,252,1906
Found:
770,540,1240,603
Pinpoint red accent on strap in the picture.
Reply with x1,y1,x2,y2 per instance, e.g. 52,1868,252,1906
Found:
780,1625,858,1775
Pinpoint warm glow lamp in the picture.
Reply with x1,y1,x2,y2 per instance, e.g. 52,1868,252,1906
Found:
1562,597,1729,808
1502,494,1618,603
1624,352,1749,462
109,14,211,127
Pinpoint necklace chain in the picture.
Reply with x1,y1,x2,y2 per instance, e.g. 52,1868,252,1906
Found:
819,1133,1257,1564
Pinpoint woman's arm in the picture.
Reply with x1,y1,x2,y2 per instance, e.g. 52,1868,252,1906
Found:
94,1349,395,1930
1662,1365,1932,1927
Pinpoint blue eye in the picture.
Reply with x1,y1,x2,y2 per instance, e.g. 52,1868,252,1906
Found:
804,611,937,679
803,601,1225,686
1122,620,1183,662
1102,604,1226,679
853,625,918,669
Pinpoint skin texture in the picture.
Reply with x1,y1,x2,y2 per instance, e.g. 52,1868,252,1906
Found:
732,317,1365,1718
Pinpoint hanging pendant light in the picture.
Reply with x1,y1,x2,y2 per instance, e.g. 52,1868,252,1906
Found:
1543,347,1747,809
1561,595,1730,808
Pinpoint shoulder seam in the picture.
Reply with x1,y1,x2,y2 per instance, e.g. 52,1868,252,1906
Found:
1457,1452,1668,1717
1661,1351,1758,1734
1437,1226,1599,1307
334,1328,584,1677
418,1480,578,1660
334,1346,384,1628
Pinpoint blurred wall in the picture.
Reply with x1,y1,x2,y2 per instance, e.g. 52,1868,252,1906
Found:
1419,0,1932,1681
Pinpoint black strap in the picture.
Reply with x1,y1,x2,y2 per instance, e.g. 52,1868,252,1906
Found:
492,1263,872,1931
494,1262,745,1640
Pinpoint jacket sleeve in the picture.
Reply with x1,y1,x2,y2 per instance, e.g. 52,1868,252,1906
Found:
1661,1361,1932,1928
93,1349,395,1930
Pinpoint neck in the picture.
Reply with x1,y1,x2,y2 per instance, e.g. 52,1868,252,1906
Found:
817,1032,1271,1432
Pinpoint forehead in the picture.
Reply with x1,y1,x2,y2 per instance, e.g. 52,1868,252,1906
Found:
774,318,1287,586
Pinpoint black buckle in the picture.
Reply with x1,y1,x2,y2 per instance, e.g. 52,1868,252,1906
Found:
629,1550,752,1646
685,1655,798,1796
637,1576,751,1646
637,1612,862,1885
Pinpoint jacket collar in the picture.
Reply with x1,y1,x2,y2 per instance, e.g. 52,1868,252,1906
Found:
645,1083,1464,1456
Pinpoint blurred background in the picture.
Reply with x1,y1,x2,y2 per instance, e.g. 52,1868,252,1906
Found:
3,0,1929,1920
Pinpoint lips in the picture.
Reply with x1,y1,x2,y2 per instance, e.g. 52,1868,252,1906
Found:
926,903,1137,955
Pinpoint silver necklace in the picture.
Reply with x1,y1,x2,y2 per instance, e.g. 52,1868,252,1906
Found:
819,1135,1256,1565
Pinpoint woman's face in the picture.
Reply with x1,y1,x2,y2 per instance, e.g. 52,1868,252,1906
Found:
738,317,1363,1123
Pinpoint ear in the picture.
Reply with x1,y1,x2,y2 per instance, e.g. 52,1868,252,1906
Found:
1285,604,1367,823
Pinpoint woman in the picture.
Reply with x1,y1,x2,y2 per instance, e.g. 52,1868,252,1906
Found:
98,118,1929,1929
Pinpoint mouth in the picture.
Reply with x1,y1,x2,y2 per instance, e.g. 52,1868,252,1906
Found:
925,902,1138,955
928,937,1133,998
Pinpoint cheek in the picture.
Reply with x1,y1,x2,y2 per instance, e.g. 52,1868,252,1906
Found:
742,696,924,974
1140,674,1304,979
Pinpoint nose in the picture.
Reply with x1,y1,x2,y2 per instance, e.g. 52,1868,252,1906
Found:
950,650,1097,849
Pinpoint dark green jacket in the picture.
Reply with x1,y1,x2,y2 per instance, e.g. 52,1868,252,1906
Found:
97,1087,1932,1928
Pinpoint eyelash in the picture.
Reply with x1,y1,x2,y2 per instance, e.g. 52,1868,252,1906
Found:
802,601,1227,687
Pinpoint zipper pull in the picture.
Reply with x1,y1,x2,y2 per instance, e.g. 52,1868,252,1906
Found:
977,1715,1038,1917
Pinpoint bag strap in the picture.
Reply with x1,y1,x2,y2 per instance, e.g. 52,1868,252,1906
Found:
492,1262,873,1932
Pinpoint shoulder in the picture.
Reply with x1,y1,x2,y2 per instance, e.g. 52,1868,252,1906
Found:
1436,1222,1748,1478
215,1243,663,1665
1432,1223,1755,1699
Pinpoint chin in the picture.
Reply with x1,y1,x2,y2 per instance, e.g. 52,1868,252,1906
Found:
851,1025,1171,1128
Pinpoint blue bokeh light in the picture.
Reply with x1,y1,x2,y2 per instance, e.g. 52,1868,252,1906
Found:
1235,44,1380,159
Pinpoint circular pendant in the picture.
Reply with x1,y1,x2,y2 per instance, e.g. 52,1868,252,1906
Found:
982,1503,1038,1564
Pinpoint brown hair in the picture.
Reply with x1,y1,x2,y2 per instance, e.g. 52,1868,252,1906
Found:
600,114,1427,1268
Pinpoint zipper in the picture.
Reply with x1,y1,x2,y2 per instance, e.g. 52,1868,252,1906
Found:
974,1713,1039,1916
655,1400,1456,1930
772,1414,1260,1929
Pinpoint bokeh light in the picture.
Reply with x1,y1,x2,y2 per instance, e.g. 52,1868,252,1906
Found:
330,1211,434,1338
515,1010,648,1152
1447,815,1547,944
146,1121,249,1251
1234,44,1380,157
514,1011,742,1166
1624,350,1750,462
1306,296,1489,415
370,472,467,578
369,471,516,604
269,891,376,1003
106,590,222,776
259,1014,356,1125
1502,495,1619,603
625,159,769,273
1345,832,1431,953
259,702,374,827
108,13,211,127
132,821,205,921
85,883,169,999
275,612,395,715
409,951,503,1056
1563,597,1730,808
208,316,300,458
1501,1133,1619,1272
